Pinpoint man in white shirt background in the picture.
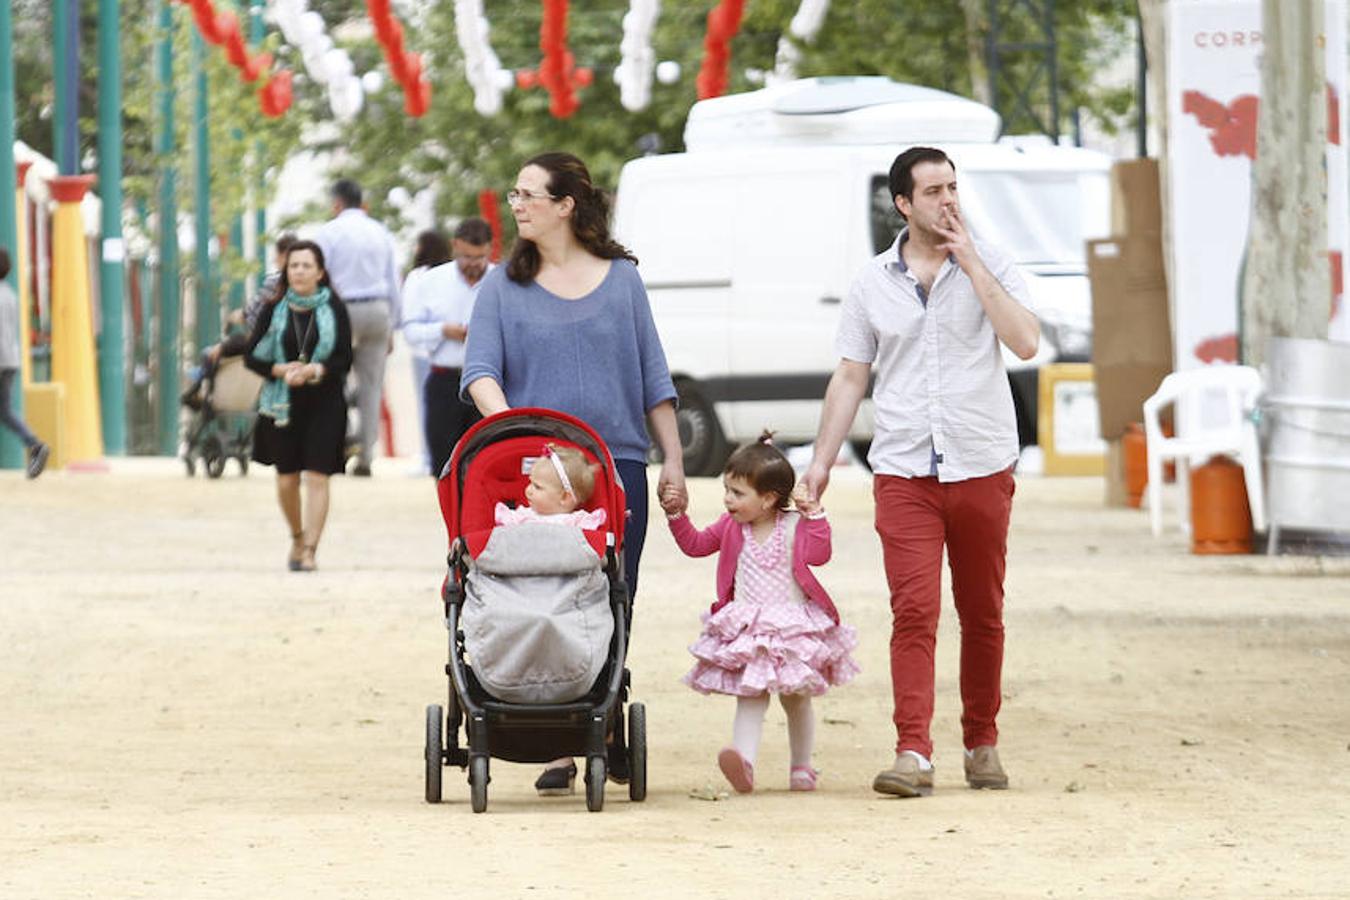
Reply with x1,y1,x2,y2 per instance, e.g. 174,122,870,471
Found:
400,217,493,478
801,146,1040,800
314,179,401,477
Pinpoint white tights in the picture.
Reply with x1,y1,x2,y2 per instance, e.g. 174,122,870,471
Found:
731,693,815,769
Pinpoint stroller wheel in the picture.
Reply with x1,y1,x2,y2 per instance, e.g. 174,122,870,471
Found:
628,702,647,803
424,705,444,804
202,436,226,478
236,455,249,476
585,755,606,812
469,755,489,813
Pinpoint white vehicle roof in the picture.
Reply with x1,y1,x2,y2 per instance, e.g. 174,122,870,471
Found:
684,76,1003,150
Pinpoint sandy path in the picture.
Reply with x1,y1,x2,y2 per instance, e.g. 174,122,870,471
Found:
2,460,1348,899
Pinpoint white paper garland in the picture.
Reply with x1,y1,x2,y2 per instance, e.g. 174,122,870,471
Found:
614,0,660,112
453,0,509,116
266,0,367,120
768,0,830,86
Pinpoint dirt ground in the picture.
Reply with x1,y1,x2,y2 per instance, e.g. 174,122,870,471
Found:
2,457,1348,899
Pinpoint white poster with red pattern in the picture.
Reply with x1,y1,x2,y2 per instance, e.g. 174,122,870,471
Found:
1167,0,1349,369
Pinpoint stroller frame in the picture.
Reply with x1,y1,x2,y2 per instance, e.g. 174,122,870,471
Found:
424,408,648,813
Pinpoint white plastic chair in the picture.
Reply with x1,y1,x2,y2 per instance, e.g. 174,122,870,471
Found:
1141,365,1266,537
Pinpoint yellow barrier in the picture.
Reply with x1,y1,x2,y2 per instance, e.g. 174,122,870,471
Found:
1037,363,1107,476
23,381,67,472
49,175,103,464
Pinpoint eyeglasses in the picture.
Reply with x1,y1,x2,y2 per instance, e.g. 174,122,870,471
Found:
506,188,556,206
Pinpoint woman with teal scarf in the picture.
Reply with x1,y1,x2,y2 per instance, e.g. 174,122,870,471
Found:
246,240,353,572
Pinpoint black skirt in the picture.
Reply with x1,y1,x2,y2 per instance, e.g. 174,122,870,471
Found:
251,379,347,475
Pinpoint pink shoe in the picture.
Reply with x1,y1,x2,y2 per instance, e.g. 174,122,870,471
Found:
789,766,818,792
717,747,754,793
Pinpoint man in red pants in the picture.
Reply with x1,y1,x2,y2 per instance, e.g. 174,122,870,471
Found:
801,146,1040,797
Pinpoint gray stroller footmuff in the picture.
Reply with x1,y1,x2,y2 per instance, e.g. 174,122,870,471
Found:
461,524,614,704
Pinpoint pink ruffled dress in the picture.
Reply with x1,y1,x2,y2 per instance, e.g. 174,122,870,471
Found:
683,514,859,697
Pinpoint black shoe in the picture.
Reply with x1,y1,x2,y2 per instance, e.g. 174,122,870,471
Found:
351,463,372,477
607,738,630,785
26,443,50,479
534,762,577,796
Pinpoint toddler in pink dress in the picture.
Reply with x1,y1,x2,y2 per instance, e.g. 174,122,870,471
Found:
661,433,858,794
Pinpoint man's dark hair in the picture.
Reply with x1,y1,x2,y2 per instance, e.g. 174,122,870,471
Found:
888,147,956,203
274,232,298,255
0,247,10,281
331,179,363,209
453,217,493,246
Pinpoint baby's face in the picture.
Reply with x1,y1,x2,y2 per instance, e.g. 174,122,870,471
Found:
526,459,575,515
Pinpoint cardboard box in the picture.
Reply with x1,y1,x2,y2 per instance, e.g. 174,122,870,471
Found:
1088,236,1174,441
1110,158,1162,236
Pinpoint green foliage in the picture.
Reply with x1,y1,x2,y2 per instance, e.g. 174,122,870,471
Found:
326,0,1135,239
11,0,1137,263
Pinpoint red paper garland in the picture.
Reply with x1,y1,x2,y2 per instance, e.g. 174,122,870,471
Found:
697,0,745,100
178,0,290,114
366,0,432,118
477,189,503,262
539,0,579,118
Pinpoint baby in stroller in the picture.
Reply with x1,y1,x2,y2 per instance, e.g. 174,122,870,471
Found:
494,443,607,529
427,408,646,812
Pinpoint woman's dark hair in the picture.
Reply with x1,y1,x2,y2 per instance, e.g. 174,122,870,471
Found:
271,239,337,302
411,230,451,270
723,431,796,510
506,152,637,283
0,247,10,281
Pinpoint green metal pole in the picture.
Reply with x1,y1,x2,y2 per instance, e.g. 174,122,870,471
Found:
229,214,244,312
250,4,267,279
53,0,79,175
193,31,218,353
0,0,24,469
155,1,181,456
97,0,127,455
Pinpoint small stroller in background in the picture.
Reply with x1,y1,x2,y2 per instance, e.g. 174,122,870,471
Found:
425,408,647,813
182,355,263,478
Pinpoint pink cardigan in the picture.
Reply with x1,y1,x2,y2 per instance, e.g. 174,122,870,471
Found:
667,511,839,624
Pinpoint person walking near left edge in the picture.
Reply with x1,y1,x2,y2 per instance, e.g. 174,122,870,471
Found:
0,247,49,478
314,179,401,477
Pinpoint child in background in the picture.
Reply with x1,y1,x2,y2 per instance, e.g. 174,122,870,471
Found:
660,433,858,793
495,443,607,529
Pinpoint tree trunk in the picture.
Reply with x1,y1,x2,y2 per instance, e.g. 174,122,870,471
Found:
1240,0,1330,367
1136,0,1176,336
962,0,991,105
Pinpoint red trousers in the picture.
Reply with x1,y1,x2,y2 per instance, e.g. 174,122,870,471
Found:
873,469,1015,759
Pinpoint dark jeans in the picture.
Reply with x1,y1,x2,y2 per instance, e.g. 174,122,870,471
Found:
614,458,648,602
424,368,480,479
0,368,38,447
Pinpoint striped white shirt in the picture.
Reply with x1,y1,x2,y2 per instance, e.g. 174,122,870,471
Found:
835,229,1032,483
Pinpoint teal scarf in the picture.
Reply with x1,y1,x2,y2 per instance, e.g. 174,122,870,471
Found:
255,287,337,427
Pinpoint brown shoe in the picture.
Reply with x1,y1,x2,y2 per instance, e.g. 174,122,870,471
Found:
872,753,933,797
964,745,1009,790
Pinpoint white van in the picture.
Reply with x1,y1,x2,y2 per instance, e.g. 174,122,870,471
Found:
613,77,1111,475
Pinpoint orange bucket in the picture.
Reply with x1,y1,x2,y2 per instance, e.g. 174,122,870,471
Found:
1190,456,1253,554
1122,423,1147,508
